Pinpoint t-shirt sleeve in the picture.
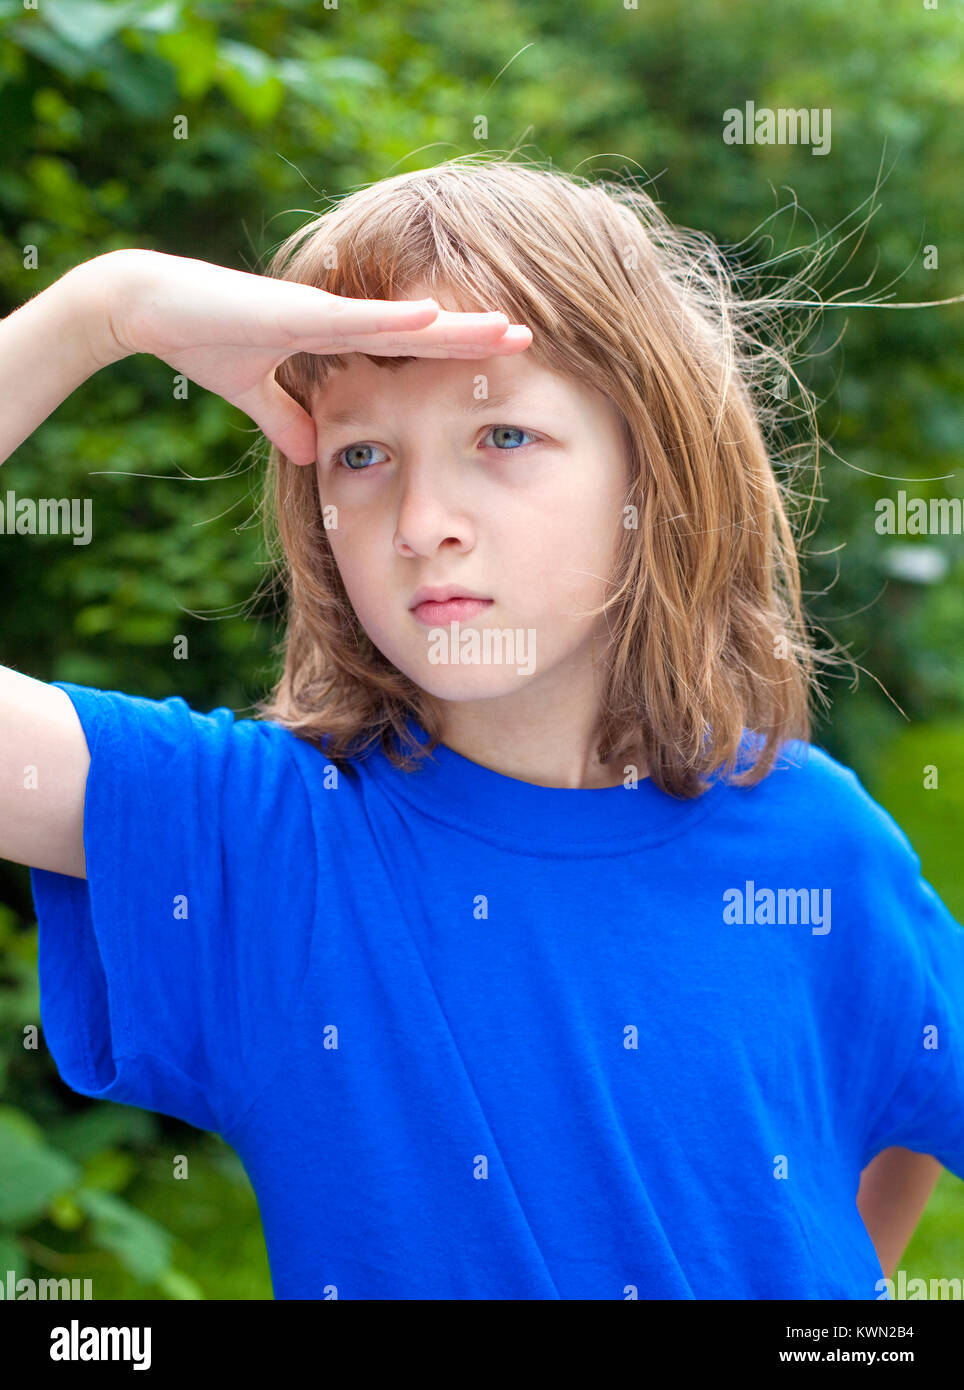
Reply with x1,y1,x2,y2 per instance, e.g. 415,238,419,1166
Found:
29,682,318,1136
858,842,964,1180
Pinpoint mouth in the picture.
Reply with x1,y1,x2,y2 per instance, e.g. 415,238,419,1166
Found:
410,596,494,627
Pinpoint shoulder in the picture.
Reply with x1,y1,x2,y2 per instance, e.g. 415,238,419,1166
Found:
730,735,920,878
53,680,319,798
758,737,875,807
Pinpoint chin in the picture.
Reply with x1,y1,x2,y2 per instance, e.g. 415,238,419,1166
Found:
402,661,536,702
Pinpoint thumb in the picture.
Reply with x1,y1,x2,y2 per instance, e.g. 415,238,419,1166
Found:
236,375,318,467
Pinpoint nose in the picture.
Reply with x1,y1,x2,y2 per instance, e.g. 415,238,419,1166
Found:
392,456,476,558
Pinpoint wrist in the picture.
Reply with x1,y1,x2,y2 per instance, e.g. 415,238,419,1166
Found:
59,249,156,369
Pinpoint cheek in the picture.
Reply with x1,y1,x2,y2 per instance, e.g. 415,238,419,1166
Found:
522,494,619,599
324,522,379,606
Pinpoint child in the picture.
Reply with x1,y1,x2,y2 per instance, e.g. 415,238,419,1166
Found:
1,156,961,1300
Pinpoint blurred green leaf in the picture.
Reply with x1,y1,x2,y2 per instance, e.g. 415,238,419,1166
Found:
217,39,285,124
0,1112,80,1224
47,1192,86,1230
81,1148,137,1193
44,1104,157,1162
7,24,95,79
75,605,117,637
156,21,218,98
156,1265,204,1299
43,0,142,50
127,0,184,33
0,1230,23,1276
97,42,178,115
75,1188,172,1281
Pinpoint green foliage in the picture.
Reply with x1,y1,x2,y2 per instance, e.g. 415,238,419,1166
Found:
0,906,206,1295
869,722,964,921
0,0,960,1295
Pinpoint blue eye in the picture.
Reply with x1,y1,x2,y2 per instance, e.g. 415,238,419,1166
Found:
483,425,537,450
334,426,537,471
336,443,388,471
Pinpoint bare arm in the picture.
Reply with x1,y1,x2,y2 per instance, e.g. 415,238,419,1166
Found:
857,1147,942,1278
0,260,131,876
0,253,134,463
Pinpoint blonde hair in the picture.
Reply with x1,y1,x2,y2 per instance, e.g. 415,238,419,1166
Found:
255,153,836,797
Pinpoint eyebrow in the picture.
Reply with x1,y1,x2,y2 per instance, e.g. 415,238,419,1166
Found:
318,388,538,430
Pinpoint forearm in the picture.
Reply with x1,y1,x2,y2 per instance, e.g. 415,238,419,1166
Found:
856,1147,942,1279
0,254,130,465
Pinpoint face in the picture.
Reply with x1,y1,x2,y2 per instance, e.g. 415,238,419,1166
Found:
310,328,630,717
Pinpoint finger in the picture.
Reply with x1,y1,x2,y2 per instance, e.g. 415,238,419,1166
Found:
273,289,442,342
235,375,319,467
281,297,513,350
364,308,511,347
364,324,534,358
299,315,529,356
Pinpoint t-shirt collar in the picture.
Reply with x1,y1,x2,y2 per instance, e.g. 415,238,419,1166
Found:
361,715,728,855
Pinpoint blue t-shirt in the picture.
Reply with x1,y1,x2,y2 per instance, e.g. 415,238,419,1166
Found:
30,682,964,1300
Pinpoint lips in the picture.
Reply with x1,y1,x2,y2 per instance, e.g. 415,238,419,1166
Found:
410,596,494,627
409,584,492,609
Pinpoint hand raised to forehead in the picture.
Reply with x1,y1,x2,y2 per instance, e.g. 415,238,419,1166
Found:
77,248,532,467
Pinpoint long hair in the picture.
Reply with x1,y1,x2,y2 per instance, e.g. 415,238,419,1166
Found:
255,153,836,797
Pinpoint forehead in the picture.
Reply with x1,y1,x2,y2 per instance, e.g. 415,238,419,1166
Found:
310,350,606,425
